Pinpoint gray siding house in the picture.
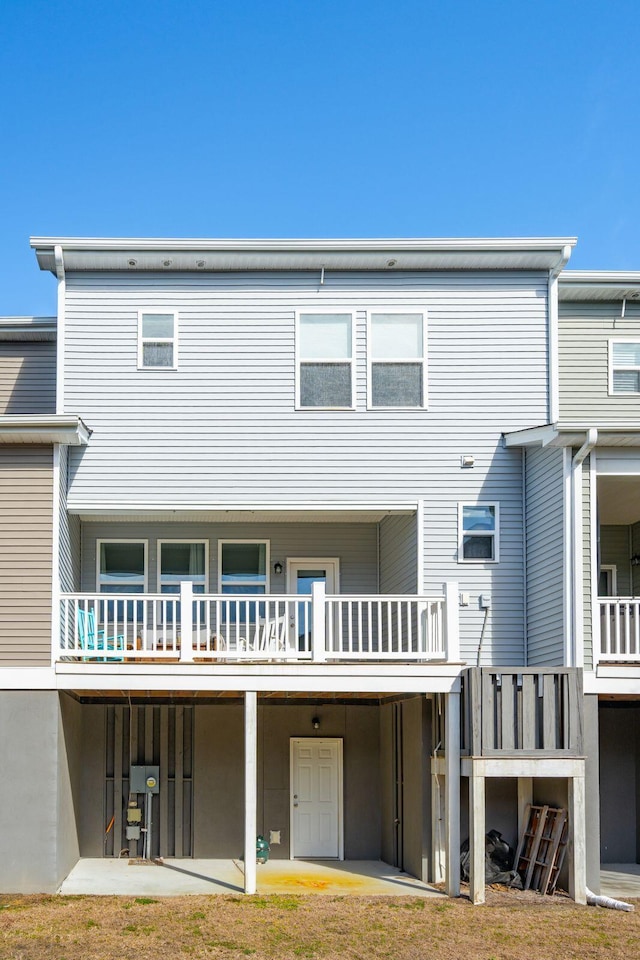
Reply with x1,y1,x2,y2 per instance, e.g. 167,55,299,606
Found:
0,237,596,901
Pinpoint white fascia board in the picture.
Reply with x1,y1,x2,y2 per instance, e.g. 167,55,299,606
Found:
54,662,464,694
0,667,56,690
0,415,90,445
585,668,640,694
68,501,418,518
505,424,640,449
31,236,578,274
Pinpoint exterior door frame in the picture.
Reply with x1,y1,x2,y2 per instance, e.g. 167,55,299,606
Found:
289,737,344,860
286,558,341,594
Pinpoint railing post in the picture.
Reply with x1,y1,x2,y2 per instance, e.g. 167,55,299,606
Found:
180,580,194,663
311,581,326,663
443,581,460,661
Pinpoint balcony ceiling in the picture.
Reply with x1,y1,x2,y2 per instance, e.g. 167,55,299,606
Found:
599,476,640,525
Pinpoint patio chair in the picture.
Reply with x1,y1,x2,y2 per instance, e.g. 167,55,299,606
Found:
77,608,125,661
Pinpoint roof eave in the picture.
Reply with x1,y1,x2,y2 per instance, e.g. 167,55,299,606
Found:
0,415,90,445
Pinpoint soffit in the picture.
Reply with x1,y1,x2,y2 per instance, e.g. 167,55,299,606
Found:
559,271,640,302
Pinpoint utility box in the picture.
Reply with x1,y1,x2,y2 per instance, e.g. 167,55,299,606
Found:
130,765,160,794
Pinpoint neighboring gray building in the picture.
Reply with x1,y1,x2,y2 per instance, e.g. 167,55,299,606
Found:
1,237,621,902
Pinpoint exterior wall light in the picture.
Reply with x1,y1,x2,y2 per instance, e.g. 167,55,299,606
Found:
273,561,283,575
312,716,320,730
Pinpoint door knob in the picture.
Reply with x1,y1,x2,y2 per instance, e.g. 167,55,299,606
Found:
293,802,299,807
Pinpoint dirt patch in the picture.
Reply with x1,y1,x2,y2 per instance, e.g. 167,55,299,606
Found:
0,887,638,959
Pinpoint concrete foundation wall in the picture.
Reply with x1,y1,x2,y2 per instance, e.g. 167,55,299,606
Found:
0,691,81,893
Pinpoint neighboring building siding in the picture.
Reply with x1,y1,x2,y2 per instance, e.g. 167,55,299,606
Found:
379,514,417,594
0,446,53,664
0,341,56,414
558,300,640,423
525,445,565,667
80,521,378,593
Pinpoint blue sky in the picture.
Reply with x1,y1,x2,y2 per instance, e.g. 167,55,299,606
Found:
1,0,640,314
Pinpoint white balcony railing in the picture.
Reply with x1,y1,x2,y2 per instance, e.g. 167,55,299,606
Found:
57,581,459,665
598,598,640,661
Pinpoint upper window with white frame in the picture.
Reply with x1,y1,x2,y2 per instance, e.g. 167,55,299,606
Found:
138,312,177,369
458,504,499,563
97,540,148,592
368,311,426,408
609,340,640,394
218,541,269,594
296,312,354,408
158,541,207,594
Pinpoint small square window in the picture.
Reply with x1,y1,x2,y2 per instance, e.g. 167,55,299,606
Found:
610,341,640,394
139,312,177,368
458,504,499,563
369,312,426,407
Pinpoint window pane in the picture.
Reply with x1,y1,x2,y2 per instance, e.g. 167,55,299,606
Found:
142,314,174,338
221,543,266,582
143,342,173,367
299,314,351,359
613,342,640,366
613,370,640,392
161,543,206,588
300,363,351,407
462,505,496,532
100,543,145,585
463,535,494,560
371,314,423,359
372,363,422,407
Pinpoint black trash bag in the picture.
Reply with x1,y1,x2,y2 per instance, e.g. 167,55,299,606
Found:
460,828,523,889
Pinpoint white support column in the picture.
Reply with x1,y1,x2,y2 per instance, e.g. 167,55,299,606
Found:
517,777,533,843
443,582,460,662
445,689,461,897
431,765,446,884
469,770,486,905
568,774,587,905
244,691,258,895
311,580,326,662
179,581,194,663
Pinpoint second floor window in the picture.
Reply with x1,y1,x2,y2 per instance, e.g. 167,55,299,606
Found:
219,541,268,594
297,313,354,408
138,312,177,368
610,340,640,394
458,504,499,562
369,312,426,407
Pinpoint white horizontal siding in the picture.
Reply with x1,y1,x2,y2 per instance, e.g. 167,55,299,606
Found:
559,301,640,422
525,445,565,667
64,270,549,508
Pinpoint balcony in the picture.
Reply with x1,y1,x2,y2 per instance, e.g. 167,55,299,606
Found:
598,598,640,662
57,581,460,665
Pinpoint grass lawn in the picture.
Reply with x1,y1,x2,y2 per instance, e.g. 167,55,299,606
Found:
0,889,639,959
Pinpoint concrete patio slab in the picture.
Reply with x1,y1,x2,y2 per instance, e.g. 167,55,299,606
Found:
600,864,640,901
58,858,443,898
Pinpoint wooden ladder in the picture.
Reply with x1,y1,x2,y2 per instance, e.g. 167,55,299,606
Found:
514,804,568,895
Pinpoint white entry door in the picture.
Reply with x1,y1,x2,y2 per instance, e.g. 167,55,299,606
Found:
290,738,343,859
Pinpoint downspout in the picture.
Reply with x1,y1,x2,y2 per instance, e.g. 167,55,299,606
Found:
54,244,66,415
547,244,573,424
571,429,598,667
